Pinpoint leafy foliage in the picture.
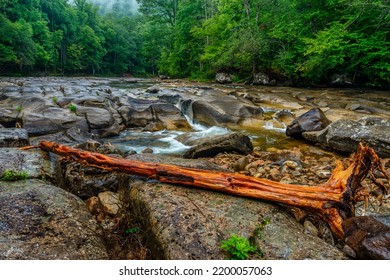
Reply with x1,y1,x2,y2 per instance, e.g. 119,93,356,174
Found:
220,234,257,260
0,0,388,87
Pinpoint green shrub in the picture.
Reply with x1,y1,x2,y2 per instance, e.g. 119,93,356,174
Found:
220,234,257,260
69,104,77,112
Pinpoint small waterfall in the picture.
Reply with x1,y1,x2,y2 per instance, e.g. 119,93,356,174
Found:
263,118,287,133
110,98,231,155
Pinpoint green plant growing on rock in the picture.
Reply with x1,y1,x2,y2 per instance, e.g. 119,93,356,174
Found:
220,234,257,260
125,227,140,234
221,218,270,260
52,96,57,104
16,105,22,113
0,169,28,181
69,104,77,112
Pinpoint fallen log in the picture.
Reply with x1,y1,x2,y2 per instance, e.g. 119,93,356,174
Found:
37,140,389,239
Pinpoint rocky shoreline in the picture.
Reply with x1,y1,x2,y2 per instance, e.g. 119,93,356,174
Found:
1,77,389,259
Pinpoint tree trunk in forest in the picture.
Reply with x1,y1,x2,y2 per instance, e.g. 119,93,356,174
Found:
36,141,388,239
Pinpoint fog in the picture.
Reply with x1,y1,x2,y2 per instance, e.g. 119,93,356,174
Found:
69,0,139,14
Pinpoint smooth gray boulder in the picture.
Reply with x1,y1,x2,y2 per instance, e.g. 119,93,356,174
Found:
303,117,390,157
188,99,263,127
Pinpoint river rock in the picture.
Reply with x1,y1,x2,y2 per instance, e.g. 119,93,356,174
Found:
0,128,29,147
330,74,354,87
183,133,253,159
22,108,89,136
118,99,190,130
130,179,346,260
188,99,263,127
343,216,390,260
0,180,108,259
253,72,270,85
55,160,129,199
215,73,232,84
30,127,98,146
302,117,390,157
98,191,120,215
286,108,331,138
146,86,160,93
0,148,55,180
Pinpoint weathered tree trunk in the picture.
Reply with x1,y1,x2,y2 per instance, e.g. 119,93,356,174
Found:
37,141,388,239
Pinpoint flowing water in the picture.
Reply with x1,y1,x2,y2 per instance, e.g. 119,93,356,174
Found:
106,80,390,155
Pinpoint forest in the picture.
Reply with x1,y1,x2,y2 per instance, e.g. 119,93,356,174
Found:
0,0,389,87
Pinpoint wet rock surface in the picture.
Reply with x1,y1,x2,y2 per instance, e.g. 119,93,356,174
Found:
183,133,253,159
0,180,108,259
286,108,331,138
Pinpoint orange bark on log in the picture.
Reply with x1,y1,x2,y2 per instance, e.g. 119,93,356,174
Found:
37,141,388,239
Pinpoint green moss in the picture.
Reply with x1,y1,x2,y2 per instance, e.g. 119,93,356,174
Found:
0,169,29,181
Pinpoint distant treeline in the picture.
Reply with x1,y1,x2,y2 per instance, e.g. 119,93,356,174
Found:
1,0,389,87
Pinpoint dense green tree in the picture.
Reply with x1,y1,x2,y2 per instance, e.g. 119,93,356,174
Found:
0,0,388,87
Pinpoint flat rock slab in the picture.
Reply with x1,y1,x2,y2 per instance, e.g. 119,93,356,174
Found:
130,180,347,260
0,128,29,147
0,180,108,259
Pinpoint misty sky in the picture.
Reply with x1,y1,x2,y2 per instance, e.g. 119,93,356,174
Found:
69,0,139,13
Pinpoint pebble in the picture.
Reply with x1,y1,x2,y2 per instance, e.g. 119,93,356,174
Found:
283,160,299,170
142,148,154,154
98,191,121,216
318,171,331,179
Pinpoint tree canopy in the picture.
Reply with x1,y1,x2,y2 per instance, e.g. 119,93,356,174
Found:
0,0,388,87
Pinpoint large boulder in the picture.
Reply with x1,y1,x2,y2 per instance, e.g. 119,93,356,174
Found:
187,99,263,127
0,128,29,147
286,108,331,138
302,117,390,157
118,98,190,131
130,179,347,260
183,133,253,159
253,72,270,85
215,73,232,84
22,108,89,136
343,216,390,260
0,180,108,259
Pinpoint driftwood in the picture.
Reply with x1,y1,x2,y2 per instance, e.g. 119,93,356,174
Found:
37,140,389,239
